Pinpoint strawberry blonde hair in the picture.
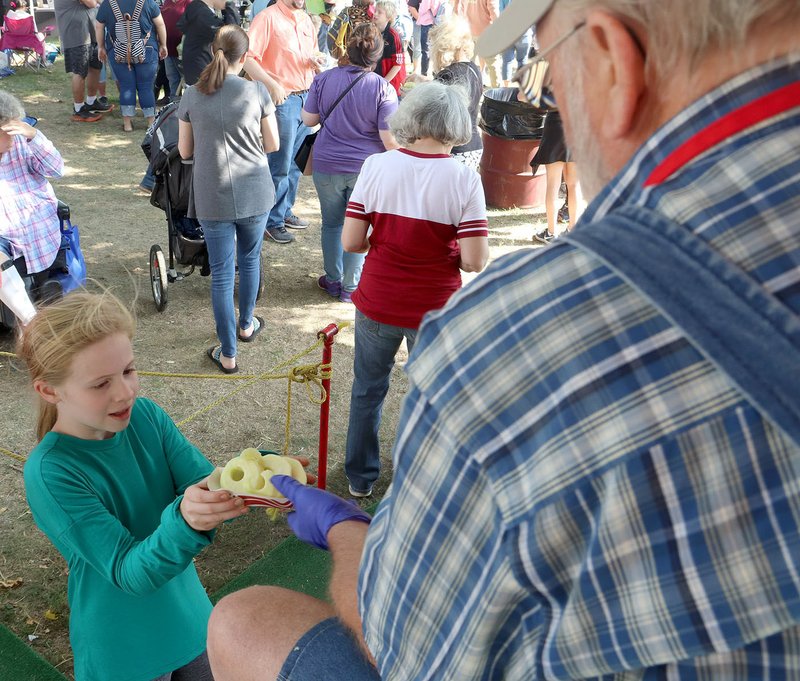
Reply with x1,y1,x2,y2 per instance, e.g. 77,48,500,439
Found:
16,291,135,440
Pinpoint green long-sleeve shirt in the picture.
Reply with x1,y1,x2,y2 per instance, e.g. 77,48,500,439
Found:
24,397,215,681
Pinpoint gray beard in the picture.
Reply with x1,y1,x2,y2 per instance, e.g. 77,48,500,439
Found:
561,58,611,203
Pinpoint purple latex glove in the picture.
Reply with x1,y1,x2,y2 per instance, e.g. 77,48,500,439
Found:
272,475,371,551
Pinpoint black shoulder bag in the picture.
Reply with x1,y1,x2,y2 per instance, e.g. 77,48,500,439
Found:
294,70,369,175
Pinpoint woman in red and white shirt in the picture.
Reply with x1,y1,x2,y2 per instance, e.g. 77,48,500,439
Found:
342,80,489,497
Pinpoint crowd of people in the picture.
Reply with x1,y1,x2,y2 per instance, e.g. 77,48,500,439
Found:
7,0,800,679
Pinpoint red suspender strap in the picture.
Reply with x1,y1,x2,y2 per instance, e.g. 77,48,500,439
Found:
644,80,800,187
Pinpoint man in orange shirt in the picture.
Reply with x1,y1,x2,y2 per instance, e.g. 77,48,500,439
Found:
245,0,322,243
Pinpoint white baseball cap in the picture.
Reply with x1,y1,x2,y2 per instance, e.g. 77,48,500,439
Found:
476,0,555,57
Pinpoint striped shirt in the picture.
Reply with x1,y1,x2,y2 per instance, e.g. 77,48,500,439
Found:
359,55,800,679
0,130,64,274
347,148,489,328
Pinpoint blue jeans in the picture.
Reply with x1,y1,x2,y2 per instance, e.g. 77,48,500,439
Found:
419,24,431,75
200,213,267,359
267,93,310,230
163,55,182,97
501,31,532,81
411,21,421,62
110,46,158,117
277,618,380,681
345,309,417,493
312,171,365,293
141,166,155,190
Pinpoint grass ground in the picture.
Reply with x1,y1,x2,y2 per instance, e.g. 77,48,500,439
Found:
0,65,546,678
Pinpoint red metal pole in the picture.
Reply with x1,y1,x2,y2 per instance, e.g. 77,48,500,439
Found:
317,323,340,490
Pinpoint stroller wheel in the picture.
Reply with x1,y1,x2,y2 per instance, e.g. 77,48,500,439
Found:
150,244,168,311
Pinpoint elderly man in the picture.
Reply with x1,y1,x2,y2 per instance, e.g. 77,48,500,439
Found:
244,0,321,244
208,1,800,679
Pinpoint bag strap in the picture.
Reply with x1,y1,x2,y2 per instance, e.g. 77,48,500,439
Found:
560,204,800,447
108,0,124,24
319,70,369,131
131,0,147,21
132,0,151,45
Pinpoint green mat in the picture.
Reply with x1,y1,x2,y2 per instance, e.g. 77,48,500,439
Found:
0,623,67,681
213,501,379,602
212,535,332,603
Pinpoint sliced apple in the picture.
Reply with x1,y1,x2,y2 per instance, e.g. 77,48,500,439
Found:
239,448,263,462
220,458,262,494
285,457,308,485
258,469,283,498
261,454,292,477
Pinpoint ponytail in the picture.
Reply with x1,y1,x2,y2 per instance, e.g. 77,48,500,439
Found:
195,25,250,96
196,48,229,95
37,404,58,443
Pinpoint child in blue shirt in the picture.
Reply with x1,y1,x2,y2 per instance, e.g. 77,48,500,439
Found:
19,291,249,681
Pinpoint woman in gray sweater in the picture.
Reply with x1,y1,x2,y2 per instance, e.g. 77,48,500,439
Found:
177,24,278,373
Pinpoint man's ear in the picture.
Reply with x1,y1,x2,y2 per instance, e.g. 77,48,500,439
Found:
33,380,60,405
583,8,647,139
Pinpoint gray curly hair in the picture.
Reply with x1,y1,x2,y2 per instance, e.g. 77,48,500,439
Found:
0,91,25,126
388,80,472,147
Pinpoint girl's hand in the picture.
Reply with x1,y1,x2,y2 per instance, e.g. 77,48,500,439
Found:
98,46,107,63
288,455,317,487
1,119,37,141
180,478,249,531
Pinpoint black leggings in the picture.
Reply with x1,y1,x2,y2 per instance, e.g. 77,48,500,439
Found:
151,651,214,681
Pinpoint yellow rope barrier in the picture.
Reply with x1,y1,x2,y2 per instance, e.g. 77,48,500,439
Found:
0,446,26,463
1,323,350,464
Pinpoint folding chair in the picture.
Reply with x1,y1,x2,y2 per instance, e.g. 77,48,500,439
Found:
0,15,45,70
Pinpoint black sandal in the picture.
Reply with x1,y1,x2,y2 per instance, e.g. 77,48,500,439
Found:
238,315,264,343
207,345,238,374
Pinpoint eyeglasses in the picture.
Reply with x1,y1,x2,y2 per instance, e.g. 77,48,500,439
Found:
513,21,586,109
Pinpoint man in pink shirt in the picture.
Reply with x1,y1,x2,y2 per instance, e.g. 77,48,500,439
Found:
244,0,322,244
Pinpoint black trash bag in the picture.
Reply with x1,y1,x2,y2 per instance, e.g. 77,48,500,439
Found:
479,87,546,140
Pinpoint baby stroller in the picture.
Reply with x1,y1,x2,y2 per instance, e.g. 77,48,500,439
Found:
0,201,87,330
144,101,209,312
144,102,264,312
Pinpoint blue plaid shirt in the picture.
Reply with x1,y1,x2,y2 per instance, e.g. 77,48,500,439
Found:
358,54,800,680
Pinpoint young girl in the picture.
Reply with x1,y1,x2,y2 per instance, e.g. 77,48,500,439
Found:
178,24,279,374
19,291,249,681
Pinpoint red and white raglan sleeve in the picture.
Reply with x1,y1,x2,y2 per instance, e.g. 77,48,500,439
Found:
456,171,489,239
345,156,376,222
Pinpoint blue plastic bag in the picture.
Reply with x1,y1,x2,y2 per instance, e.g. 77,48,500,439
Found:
54,219,87,293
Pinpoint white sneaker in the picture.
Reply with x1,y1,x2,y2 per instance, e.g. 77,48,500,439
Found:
348,484,373,498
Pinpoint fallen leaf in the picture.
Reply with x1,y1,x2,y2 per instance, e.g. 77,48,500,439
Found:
0,578,23,589
0,507,7,514
44,610,58,621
